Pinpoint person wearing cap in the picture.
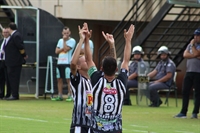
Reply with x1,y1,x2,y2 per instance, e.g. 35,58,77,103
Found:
147,46,176,107
174,28,200,119
123,45,146,105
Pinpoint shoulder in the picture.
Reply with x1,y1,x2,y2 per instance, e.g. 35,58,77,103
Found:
58,38,62,42
129,61,135,65
156,61,162,66
69,38,76,43
139,61,147,67
167,59,176,68
168,59,175,66
118,69,128,76
68,38,76,47
57,39,62,45
13,31,21,36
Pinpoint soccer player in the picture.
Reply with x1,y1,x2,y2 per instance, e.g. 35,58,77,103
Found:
69,24,93,133
85,24,135,133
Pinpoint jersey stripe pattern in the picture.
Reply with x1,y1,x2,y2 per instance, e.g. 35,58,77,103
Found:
90,69,127,132
70,71,93,127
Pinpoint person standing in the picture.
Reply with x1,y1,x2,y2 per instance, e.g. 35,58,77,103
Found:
69,24,93,133
147,46,176,107
52,26,76,101
0,28,11,99
5,22,27,100
174,28,200,119
123,45,146,105
85,24,135,133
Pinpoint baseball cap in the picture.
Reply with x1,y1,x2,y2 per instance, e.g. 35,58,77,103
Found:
194,28,200,35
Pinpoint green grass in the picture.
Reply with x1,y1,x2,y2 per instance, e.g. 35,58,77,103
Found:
0,94,199,133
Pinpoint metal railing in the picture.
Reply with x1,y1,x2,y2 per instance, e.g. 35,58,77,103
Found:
145,5,200,68
98,0,200,69
4,0,32,6
98,0,166,68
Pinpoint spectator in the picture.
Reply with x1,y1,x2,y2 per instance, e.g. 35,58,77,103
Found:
147,46,176,107
80,39,94,55
52,26,76,101
5,22,27,100
124,45,147,105
85,23,134,133
0,28,11,99
69,24,93,133
174,28,200,119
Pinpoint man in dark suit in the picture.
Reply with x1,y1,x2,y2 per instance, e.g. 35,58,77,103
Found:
5,22,27,100
0,28,11,99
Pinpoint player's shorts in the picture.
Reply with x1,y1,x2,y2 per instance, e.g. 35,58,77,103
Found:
70,126,93,133
93,131,121,133
56,64,70,79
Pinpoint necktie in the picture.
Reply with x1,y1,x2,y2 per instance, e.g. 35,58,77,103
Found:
0,39,6,60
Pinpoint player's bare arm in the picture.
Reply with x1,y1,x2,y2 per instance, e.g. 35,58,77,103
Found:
102,31,116,59
121,24,135,71
70,25,86,76
84,23,95,68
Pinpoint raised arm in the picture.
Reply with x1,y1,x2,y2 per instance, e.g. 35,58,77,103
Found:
84,23,96,69
102,31,116,59
70,25,85,76
121,24,135,71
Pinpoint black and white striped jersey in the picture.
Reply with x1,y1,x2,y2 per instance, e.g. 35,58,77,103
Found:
90,68,128,133
70,71,93,127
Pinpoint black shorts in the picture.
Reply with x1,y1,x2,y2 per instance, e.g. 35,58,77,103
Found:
56,64,70,79
70,125,93,133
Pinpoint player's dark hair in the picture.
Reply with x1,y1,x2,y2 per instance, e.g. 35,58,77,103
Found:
8,22,17,30
102,56,117,76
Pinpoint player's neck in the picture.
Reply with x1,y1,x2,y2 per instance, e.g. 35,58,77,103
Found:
104,75,115,82
80,71,89,79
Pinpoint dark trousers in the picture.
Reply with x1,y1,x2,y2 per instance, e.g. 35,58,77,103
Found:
6,65,22,98
148,82,169,103
0,61,6,98
124,79,138,103
0,61,11,98
181,72,200,114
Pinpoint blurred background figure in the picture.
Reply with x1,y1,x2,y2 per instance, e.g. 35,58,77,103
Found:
124,45,145,105
147,46,176,107
174,28,200,119
5,22,27,100
0,27,11,99
52,26,76,101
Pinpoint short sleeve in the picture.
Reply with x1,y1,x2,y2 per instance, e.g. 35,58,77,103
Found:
117,69,128,85
56,39,62,48
67,38,76,49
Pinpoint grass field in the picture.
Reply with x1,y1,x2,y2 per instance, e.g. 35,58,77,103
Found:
0,94,199,133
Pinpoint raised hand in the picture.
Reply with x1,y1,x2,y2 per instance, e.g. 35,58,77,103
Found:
78,25,86,40
82,23,92,40
124,24,135,42
102,31,115,45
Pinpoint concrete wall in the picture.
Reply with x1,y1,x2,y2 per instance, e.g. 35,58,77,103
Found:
28,0,193,96
30,0,134,20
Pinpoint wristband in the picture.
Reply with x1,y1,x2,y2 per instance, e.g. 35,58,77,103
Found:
88,66,97,77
